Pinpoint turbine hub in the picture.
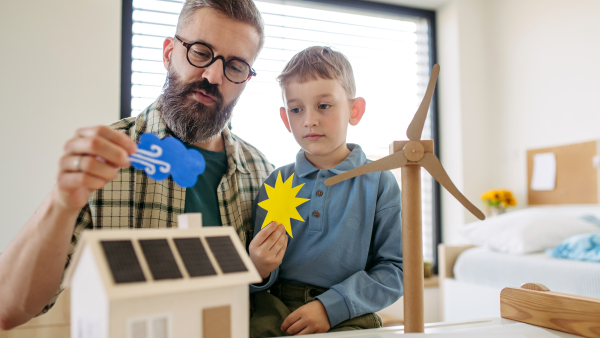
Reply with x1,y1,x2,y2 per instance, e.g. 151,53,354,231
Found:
403,141,425,162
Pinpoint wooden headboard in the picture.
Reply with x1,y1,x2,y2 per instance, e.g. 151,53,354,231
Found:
527,140,599,205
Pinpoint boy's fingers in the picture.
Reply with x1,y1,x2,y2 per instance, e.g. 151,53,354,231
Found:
295,327,312,335
275,235,288,259
262,223,284,250
285,319,306,336
268,226,286,251
281,309,302,332
253,221,279,245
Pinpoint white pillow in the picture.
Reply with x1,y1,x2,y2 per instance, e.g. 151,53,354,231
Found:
460,208,600,254
530,205,600,218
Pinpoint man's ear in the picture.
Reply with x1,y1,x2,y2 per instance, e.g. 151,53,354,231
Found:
163,37,175,70
349,97,366,126
280,107,292,133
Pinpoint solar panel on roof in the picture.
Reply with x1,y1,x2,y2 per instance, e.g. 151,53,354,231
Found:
205,236,248,274
101,240,146,284
139,239,182,280
173,237,217,277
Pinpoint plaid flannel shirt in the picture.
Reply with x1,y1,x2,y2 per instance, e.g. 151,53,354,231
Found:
42,97,274,313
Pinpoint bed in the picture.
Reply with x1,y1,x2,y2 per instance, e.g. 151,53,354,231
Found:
439,140,600,322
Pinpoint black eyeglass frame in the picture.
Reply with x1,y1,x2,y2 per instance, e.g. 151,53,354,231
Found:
174,35,257,84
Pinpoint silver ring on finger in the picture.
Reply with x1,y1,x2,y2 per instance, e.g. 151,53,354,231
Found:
74,155,82,172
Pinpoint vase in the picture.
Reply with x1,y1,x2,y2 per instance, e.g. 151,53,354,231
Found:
489,204,505,217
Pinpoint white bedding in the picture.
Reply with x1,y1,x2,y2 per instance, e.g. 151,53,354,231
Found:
453,246,600,298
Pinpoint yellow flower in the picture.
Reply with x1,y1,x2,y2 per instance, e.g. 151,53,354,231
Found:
482,189,517,207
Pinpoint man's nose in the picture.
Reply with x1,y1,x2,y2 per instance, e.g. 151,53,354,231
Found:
201,58,224,86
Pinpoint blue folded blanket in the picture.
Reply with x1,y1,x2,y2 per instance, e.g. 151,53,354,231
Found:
581,214,600,226
547,232,600,262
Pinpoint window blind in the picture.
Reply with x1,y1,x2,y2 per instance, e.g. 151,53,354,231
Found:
128,0,437,263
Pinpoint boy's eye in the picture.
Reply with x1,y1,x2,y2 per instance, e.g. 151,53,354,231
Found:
290,108,302,114
318,104,331,110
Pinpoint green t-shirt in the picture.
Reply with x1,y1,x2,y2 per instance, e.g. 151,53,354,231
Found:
183,143,228,226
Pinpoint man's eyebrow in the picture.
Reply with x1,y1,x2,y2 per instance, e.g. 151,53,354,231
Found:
189,38,213,49
229,54,250,63
189,39,250,63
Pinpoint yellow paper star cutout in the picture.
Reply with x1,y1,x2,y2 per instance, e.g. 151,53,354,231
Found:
258,172,310,238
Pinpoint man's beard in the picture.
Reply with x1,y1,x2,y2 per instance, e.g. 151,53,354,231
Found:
159,67,238,144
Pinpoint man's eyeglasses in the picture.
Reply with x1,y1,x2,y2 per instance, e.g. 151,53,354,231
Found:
175,35,257,84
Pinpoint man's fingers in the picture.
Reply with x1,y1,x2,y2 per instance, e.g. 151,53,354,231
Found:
252,221,280,246
64,135,131,167
57,172,108,191
76,126,137,155
61,155,120,182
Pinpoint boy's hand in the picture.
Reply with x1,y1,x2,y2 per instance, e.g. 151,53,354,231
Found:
281,300,331,335
249,221,288,279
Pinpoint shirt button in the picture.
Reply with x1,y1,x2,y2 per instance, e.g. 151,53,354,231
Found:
316,190,323,197
313,211,320,218
309,289,318,297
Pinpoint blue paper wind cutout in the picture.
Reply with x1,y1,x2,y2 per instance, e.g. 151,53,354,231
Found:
129,133,205,188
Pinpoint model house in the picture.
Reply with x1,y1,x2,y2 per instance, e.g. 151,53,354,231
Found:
63,214,260,338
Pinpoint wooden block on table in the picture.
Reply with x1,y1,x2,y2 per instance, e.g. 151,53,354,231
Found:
501,284,600,338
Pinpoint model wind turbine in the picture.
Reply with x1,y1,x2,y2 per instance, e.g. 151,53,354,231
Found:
325,64,485,333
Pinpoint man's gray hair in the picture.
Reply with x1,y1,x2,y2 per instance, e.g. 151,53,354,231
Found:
176,0,265,52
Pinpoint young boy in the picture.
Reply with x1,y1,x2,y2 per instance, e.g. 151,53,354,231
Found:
248,46,403,336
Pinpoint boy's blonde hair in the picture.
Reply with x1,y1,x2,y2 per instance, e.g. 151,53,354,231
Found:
277,46,356,99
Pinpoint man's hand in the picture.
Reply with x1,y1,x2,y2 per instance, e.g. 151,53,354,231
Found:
55,126,137,212
281,300,331,335
249,221,288,279
0,126,137,329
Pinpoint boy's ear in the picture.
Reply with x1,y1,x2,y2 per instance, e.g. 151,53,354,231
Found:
280,107,292,133
349,97,366,126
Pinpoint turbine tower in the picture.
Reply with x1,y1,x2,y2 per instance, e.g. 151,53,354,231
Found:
325,64,485,333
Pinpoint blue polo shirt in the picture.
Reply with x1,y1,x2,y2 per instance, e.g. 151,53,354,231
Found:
251,144,403,327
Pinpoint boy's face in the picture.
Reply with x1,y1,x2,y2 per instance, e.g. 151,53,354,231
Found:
280,78,365,166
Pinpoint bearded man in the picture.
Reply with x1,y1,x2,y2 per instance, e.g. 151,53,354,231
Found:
0,0,283,329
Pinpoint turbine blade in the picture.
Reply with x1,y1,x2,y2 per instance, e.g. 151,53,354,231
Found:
325,152,407,186
419,153,486,220
407,64,440,141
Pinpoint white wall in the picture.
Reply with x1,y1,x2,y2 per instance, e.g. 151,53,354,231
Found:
435,0,497,243
487,0,600,202
0,0,121,252
435,0,600,243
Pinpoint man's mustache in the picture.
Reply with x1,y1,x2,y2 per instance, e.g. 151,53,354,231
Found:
175,78,222,101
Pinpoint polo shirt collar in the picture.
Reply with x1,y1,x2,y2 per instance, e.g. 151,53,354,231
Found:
295,144,367,178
